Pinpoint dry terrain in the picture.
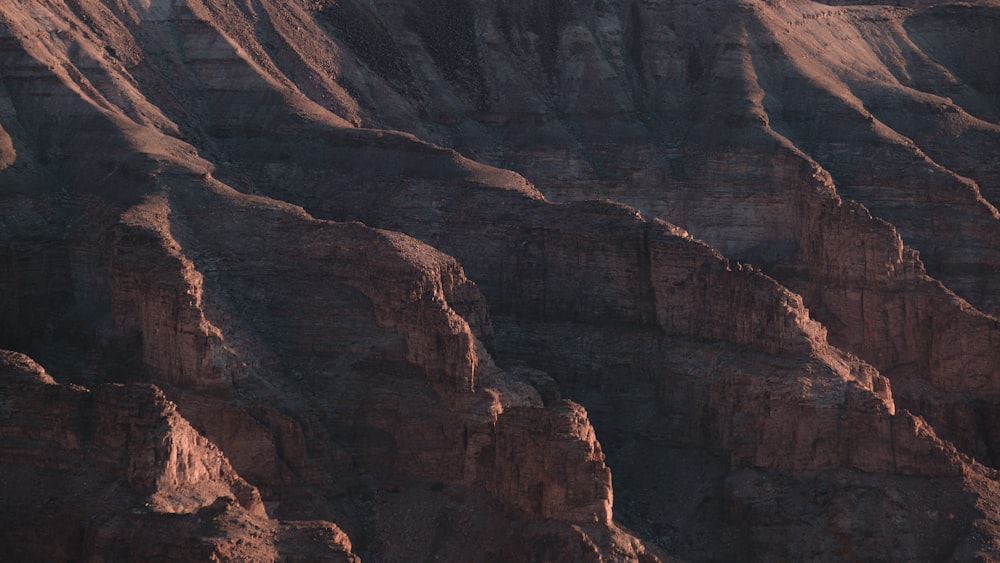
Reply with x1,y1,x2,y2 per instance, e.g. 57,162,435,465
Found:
2,0,1000,560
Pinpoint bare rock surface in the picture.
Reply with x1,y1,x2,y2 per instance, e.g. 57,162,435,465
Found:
0,349,357,561
1,0,1000,561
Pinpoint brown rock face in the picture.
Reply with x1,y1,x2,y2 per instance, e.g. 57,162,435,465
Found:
97,173,647,557
0,352,261,517
111,196,238,390
493,400,614,525
2,0,1000,561
0,350,357,561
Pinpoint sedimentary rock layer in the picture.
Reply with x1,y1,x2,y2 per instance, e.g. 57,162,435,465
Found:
1,0,1000,560
0,349,358,561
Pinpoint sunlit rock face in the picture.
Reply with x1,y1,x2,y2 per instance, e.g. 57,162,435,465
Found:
2,0,1000,560
0,349,358,561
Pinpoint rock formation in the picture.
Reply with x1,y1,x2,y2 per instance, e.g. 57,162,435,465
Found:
1,0,1000,561
0,349,358,561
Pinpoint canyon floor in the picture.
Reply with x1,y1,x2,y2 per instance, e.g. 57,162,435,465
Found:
2,0,1000,561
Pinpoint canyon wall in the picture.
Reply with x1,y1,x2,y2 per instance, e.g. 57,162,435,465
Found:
1,0,1000,560
0,349,358,561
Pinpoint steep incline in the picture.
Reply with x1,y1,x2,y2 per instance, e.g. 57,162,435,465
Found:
216,0,1000,468
1,0,1000,561
0,350,358,561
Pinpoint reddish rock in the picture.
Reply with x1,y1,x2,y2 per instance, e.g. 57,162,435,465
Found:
0,350,357,561
1,0,1000,560
493,400,614,525
97,175,649,558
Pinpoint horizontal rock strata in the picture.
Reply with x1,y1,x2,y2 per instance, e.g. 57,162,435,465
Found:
1,0,1000,560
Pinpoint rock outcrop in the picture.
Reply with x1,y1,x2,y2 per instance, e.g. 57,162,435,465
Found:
493,400,614,525
0,349,357,561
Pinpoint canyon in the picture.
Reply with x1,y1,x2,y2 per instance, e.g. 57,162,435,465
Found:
1,0,1000,560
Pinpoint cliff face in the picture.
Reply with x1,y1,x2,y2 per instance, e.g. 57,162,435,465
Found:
177,0,1000,463
0,349,357,561
493,400,614,525
2,0,1000,561
102,176,646,557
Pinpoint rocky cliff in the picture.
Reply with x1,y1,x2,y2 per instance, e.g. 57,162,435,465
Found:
1,0,1000,561
0,349,358,561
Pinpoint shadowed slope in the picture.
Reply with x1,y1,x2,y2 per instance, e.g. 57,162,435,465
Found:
2,0,1000,561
